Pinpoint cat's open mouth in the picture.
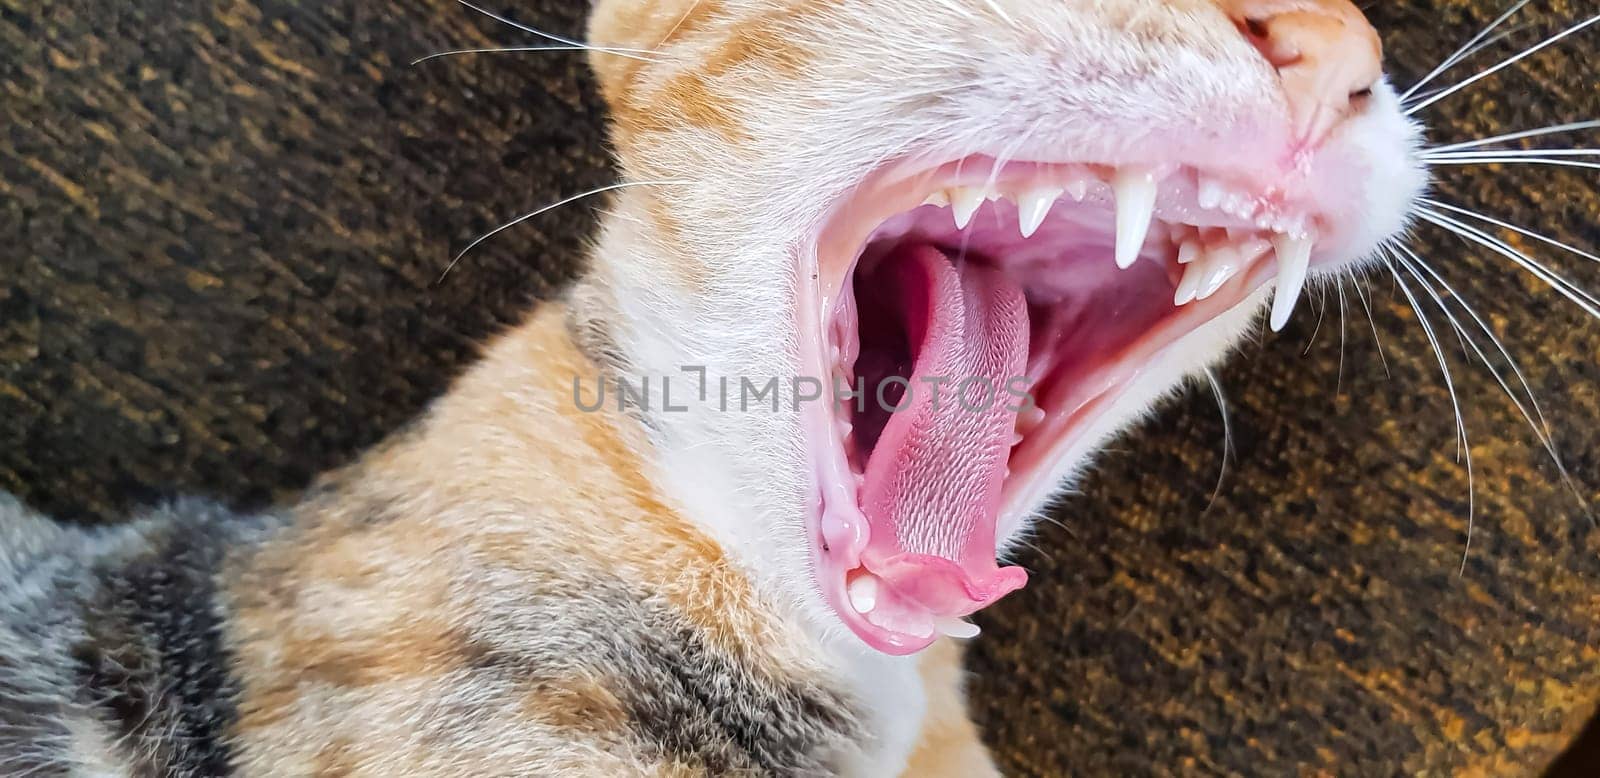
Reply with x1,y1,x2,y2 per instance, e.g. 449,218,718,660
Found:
800,156,1325,654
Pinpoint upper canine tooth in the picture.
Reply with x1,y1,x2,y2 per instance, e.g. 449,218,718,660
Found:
923,191,950,207
1269,234,1314,332
949,187,985,229
1112,168,1159,269
1017,186,1061,238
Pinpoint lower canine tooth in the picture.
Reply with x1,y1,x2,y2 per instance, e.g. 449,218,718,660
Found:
949,187,985,229
1112,168,1159,269
1017,187,1061,238
1270,234,1314,331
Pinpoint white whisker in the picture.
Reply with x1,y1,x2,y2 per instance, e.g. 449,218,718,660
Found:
1406,12,1600,115
1334,277,1349,394
1351,269,1392,378
1417,209,1600,319
411,45,596,65
1422,198,1600,265
1386,249,1470,462
1389,253,1476,574
1202,368,1232,514
1399,0,1531,102
1426,157,1600,172
453,0,661,61
1426,120,1600,154
1394,249,1562,464
1424,149,1600,159
443,179,696,280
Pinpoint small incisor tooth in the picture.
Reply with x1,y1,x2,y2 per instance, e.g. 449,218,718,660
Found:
1017,186,1061,238
949,187,986,229
1197,177,1226,210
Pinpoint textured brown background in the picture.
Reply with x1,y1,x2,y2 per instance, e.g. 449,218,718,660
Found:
3,0,1597,774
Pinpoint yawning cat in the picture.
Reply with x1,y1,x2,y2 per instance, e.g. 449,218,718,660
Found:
3,0,1590,774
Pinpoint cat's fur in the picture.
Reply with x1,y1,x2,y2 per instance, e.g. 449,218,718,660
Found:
0,0,1426,774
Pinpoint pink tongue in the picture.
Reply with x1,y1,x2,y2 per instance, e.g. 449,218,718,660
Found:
856,243,1030,629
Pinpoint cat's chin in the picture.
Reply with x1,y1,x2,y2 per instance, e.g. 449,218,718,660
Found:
797,154,1334,655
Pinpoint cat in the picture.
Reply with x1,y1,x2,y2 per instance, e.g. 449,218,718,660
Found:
3,0,1564,774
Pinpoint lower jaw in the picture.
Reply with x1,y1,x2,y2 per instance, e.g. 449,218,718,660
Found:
796,160,1289,655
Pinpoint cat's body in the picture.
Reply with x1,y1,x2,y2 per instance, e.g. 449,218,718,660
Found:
3,0,1521,773
0,306,990,775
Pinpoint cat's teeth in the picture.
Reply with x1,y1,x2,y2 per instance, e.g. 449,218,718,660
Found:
1270,234,1314,331
948,187,986,229
1196,177,1226,210
1195,244,1242,301
1175,235,1271,306
1174,260,1204,306
1064,173,1090,202
1177,238,1201,265
935,616,980,640
922,191,950,207
1015,405,1045,434
847,574,879,613
1112,168,1159,269
1016,186,1061,238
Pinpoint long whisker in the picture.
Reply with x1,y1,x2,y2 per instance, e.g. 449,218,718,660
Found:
1425,120,1600,154
1334,276,1349,394
1385,249,1471,463
1382,252,1465,457
1423,149,1600,159
1417,209,1600,319
1393,249,1568,466
1406,12,1600,115
1350,268,1391,378
1399,0,1531,103
453,0,661,61
1389,253,1476,574
411,45,596,65
1202,368,1232,514
443,179,696,280
1424,157,1600,172
1422,198,1600,265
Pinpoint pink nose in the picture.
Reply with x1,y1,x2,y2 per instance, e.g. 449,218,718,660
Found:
1219,0,1383,145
